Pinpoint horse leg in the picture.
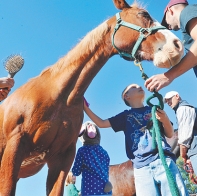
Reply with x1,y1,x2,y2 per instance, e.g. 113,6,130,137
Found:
0,127,27,196
46,143,76,196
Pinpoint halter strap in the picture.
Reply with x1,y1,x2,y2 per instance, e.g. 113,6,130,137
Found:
112,12,166,60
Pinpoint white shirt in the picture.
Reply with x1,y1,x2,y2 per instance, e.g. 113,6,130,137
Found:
176,106,196,148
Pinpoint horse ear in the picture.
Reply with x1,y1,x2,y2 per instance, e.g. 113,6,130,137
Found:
113,0,130,10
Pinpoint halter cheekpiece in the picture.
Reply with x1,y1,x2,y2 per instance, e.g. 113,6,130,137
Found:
112,12,166,60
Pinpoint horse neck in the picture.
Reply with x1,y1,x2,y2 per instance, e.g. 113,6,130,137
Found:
46,20,113,103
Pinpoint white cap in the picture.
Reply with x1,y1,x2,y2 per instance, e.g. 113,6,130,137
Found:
164,91,179,102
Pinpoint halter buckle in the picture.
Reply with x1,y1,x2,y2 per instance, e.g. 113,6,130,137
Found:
140,28,152,38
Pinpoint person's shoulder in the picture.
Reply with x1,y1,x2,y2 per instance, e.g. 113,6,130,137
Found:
98,144,107,151
77,146,85,152
183,4,197,11
131,105,151,111
188,4,197,8
144,105,151,110
123,109,131,113
181,4,197,19
177,104,195,112
112,109,131,117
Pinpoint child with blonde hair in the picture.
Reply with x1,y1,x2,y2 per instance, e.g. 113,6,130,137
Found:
83,83,188,196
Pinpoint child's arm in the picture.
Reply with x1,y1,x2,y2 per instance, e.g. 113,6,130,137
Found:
155,108,173,138
83,100,111,128
72,149,84,176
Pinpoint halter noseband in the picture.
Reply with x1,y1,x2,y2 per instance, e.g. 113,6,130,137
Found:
112,12,166,60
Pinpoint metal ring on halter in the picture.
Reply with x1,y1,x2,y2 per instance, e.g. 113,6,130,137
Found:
134,59,143,72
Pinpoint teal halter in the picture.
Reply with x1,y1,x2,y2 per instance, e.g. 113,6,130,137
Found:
111,12,166,60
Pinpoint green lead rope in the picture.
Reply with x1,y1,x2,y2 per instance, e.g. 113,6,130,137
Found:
147,94,180,196
136,62,180,196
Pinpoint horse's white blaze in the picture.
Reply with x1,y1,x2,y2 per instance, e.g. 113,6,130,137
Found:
152,22,184,68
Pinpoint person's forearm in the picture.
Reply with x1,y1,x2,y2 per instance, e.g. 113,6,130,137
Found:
159,111,174,138
84,106,110,128
84,106,103,126
162,120,174,138
165,41,197,80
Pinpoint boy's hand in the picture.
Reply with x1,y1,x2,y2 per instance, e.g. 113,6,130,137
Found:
83,97,90,108
155,108,167,123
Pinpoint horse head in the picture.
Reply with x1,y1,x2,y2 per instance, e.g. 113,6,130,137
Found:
110,0,183,68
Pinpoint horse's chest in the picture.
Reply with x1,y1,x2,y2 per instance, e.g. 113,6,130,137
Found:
22,148,49,166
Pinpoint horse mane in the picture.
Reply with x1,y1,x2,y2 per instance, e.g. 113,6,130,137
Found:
131,0,145,9
37,21,109,78
29,0,145,81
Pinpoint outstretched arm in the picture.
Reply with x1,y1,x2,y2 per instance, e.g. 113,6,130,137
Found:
145,18,197,92
155,108,173,138
83,99,111,128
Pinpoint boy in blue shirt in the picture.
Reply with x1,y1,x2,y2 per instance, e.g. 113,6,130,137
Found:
84,84,188,196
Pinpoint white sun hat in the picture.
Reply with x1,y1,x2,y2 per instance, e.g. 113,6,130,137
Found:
164,91,179,103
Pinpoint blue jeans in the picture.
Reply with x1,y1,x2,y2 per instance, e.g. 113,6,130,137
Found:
134,158,189,196
190,154,197,175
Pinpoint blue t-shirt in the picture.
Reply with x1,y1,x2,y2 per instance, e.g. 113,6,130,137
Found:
72,145,112,195
180,4,197,77
108,106,175,169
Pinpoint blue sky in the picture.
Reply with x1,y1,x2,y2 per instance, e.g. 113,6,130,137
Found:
0,0,196,195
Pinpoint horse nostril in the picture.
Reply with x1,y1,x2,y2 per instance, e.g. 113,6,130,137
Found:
173,39,183,51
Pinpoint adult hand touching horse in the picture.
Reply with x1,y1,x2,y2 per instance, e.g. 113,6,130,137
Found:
0,77,15,101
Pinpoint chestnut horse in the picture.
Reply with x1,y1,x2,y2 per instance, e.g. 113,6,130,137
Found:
109,131,179,196
0,0,183,195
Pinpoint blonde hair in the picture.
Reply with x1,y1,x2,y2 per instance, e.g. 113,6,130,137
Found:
122,85,133,106
65,171,74,186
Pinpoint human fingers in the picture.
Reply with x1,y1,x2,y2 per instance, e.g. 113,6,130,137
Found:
0,77,15,89
156,108,162,113
7,78,15,88
0,88,10,94
0,90,9,101
5,78,15,89
145,74,170,92
156,108,165,115
144,76,160,92
1,89,10,96
144,77,156,92
155,111,161,120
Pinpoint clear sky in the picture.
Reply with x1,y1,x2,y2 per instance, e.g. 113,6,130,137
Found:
0,0,196,195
